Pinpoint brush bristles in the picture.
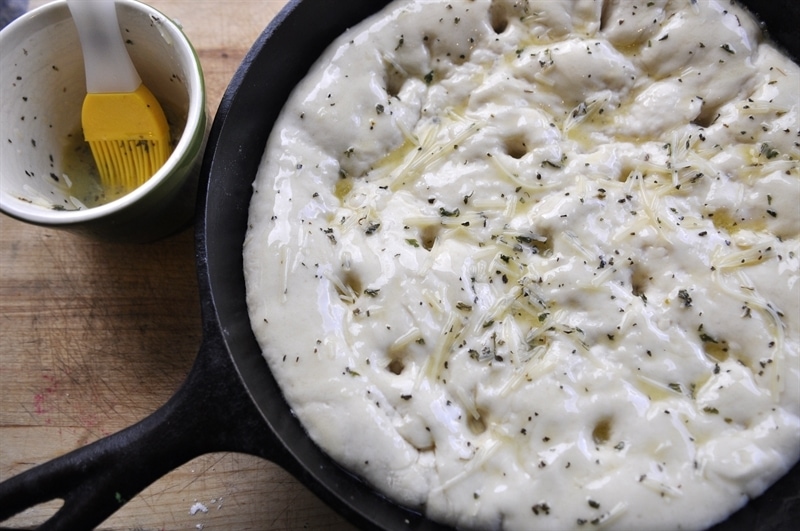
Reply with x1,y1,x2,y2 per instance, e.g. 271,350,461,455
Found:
89,138,169,190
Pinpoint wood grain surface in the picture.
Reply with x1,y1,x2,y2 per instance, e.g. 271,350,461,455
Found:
0,1,357,529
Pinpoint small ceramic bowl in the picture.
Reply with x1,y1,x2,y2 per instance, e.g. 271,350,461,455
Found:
0,0,206,242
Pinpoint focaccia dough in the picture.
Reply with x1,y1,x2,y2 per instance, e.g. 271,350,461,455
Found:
245,1,800,529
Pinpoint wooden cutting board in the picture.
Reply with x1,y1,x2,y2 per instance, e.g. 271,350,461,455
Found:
0,1,357,529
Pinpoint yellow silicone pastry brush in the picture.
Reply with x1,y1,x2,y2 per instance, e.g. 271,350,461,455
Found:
68,0,171,192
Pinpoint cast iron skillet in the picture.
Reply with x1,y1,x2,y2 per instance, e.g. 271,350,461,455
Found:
0,0,798,529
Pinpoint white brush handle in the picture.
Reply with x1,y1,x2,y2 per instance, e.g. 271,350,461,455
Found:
67,0,141,94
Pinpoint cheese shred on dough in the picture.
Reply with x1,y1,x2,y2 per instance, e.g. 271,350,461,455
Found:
244,1,800,529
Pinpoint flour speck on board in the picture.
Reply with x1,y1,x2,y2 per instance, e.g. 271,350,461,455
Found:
189,501,208,515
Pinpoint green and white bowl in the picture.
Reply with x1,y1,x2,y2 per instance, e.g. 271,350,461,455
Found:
0,0,207,242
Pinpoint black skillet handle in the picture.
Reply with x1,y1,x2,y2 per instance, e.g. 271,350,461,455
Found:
0,324,279,531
